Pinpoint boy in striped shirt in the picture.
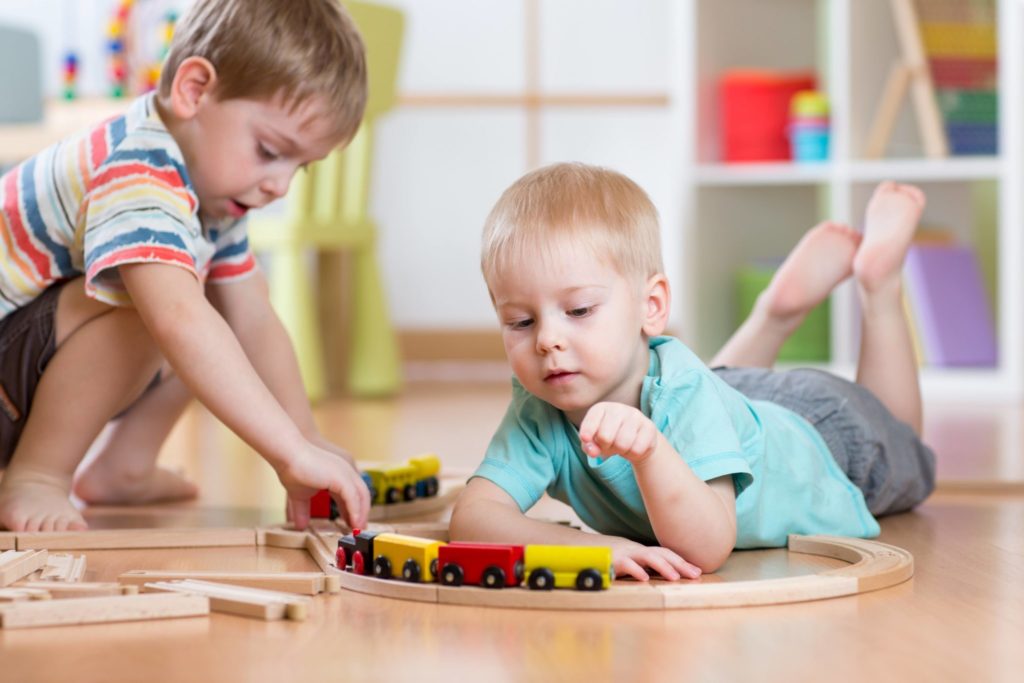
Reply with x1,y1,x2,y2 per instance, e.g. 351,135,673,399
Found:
0,0,371,532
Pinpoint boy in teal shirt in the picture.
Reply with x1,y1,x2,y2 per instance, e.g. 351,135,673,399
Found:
450,163,935,581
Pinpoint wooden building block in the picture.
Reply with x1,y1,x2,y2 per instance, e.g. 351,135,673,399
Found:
14,582,134,598
37,554,86,582
260,528,309,549
0,550,48,587
0,593,209,629
143,580,311,621
119,570,326,596
0,587,51,602
15,528,257,550
0,533,15,550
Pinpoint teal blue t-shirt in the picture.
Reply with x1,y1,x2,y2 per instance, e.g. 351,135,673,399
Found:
472,336,879,548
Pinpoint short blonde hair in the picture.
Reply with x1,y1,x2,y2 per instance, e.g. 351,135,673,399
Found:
481,162,664,286
160,0,367,142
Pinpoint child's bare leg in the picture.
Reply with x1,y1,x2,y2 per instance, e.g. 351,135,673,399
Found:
73,372,198,505
711,221,861,368
852,181,925,434
0,286,162,531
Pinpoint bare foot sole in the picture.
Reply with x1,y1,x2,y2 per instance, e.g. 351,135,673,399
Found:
0,472,87,532
73,465,199,506
853,181,925,292
759,220,862,320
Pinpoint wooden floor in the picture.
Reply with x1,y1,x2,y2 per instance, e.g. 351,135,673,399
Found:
3,381,1023,682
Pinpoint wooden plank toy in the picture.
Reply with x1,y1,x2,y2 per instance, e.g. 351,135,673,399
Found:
0,550,48,587
119,570,329,596
0,593,209,629
143,579,311,621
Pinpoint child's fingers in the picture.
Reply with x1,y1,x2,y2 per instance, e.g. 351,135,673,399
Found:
289,497,310,530
659,549,702,579
578,404,606,443
614,557,650,582
592,412,626,454
640,552,681,581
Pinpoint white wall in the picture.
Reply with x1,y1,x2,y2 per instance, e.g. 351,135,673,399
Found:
372,0,678,330
0,0,679,332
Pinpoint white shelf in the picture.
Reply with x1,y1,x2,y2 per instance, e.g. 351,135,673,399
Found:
695,162,832,186
847,157,1004,182
675,0,1023,401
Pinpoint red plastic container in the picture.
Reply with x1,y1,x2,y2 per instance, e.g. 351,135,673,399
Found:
719,70,817,162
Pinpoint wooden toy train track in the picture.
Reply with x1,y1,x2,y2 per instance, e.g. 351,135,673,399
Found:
302,523,914,611
1,522,913,618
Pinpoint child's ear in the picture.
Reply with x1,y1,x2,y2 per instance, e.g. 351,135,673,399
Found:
169,57,218,120
641,273,671,337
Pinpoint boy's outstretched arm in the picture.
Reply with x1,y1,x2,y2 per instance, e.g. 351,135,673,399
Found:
580,402,738,572
450,478,702,581
120,263,369,528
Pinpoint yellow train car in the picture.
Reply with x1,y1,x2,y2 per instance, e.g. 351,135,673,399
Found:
408,453,441,497
363,462,418,505
372,533,446,583
362,452,442,505
523,545,613,591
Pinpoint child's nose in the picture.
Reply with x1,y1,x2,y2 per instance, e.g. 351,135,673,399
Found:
535,320,566,353
261,170,293,199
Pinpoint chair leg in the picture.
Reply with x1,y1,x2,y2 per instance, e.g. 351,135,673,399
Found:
347,244,401,396
268,246,328,402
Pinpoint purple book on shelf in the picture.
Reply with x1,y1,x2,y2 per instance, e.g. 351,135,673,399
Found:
904,244,997,367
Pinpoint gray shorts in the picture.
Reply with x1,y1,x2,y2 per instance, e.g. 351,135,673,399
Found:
713,366,936,516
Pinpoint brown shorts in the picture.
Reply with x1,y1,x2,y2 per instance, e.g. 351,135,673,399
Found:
0,282,68,468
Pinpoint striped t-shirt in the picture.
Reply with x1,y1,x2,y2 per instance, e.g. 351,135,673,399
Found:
0,93,256,321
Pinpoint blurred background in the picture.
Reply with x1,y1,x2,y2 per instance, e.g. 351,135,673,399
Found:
0,0,1017,408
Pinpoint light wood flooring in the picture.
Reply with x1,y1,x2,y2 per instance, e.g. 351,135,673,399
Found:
2,381,1023,682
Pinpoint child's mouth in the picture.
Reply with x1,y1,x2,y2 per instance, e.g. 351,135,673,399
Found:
544,370,578,385
228,199,250,218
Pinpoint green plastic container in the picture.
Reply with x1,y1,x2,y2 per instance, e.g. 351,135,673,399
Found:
736,266,831,363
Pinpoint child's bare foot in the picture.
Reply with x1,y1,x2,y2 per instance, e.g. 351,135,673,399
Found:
758,220,862,322
73,461,199,506
853,181,925,292
0,469,87,531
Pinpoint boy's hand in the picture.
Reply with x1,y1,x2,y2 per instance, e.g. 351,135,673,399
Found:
607,537,702,582
579,402,661,465
276,442,370,530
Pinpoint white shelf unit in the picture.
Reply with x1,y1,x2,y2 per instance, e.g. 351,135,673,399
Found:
671,0,1024,400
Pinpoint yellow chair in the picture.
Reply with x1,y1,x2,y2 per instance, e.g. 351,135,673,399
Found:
248,1,404,400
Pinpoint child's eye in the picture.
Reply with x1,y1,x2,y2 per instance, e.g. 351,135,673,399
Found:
567,306,592,318
507,318,534,330
257,143,280,161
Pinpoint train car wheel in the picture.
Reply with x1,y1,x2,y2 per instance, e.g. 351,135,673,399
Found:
528,568,555,590
374,556,392,579
575,568,603,591
425,477,440,497
353,551,366,575
513,560,525,583
403,484,416,501
481,566,506,589
335,547,347,570
386,487,401,504
429,558,439,578
402,559,422,583
441,564,464,586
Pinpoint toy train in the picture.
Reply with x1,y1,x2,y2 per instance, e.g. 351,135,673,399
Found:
310,453,441,519
336,530,613,591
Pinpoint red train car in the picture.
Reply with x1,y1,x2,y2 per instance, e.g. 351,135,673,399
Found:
437,542,525,588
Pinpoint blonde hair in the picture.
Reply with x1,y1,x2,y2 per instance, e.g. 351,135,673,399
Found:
481,162,664,286
160,0,367,141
